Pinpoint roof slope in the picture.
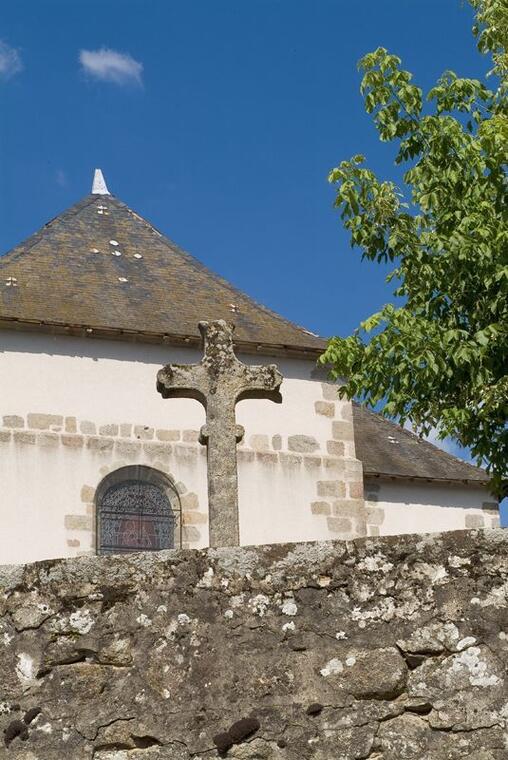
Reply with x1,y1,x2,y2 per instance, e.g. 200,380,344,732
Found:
0,193,326,353
353,403,490,485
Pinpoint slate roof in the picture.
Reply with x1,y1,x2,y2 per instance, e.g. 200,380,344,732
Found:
353,402,491,485
0,193,326,355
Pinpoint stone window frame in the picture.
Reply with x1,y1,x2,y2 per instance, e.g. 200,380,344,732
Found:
95,465,183,555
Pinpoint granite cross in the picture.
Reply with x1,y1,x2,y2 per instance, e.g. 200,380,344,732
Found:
156,320,283,547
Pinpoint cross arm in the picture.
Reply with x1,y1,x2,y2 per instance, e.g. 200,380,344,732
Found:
236,364,283,404
156,363,208,405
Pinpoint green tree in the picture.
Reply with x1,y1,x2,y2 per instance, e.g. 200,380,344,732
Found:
321,0,508,494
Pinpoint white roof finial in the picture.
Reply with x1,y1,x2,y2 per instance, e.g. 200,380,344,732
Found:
92,168,110,195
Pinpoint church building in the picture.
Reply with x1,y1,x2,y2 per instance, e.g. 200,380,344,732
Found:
0,171,498,565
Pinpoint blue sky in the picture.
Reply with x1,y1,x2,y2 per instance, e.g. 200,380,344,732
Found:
1,0,504,520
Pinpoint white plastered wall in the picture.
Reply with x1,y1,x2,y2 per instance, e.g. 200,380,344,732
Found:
0,330,363,564
364,478,499,537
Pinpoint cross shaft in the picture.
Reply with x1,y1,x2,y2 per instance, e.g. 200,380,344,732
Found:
156,320,282,546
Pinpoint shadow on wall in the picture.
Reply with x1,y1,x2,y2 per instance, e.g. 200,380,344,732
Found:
366,478,497,510
0,329,325,381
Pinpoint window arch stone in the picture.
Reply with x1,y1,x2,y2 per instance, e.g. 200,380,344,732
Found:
96,465,181,555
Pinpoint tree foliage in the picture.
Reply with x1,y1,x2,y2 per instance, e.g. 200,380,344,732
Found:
321,0,508,493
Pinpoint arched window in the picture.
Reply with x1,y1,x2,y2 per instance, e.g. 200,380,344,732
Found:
96,466,181,555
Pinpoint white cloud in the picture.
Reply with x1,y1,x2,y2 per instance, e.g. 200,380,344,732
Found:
55,169,67,188
0,40,23,81
79,47,143,86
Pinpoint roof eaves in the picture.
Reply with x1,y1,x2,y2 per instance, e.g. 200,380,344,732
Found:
0,316,325,360
363,470,492,488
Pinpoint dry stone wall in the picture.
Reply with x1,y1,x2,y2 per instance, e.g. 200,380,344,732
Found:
1,529,507,759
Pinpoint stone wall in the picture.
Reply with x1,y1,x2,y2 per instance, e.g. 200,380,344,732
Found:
1,529,507,759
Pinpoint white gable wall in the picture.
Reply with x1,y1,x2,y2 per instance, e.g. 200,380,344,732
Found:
0,329,364,564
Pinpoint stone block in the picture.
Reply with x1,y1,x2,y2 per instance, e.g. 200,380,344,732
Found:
323,457,345,472
249,434,270,451
341,648,407,700
327,516,353,533
369,526,380,536
134,425,154,440
237,450,255,463
183,512,207,525
311,501,331,516
13,431,36,445
99,424,119,437
345,460,363,475
490,516,500,528
64,514,93,531
2,415,24,428
180,492,199,510
366,507,385,525
338,403,353,422
174,445,198,462
279,452,302,468
183,430,199,443
175,481,187,495
333,499,364,518
115,441,139,458
182,526,200,542
67,539,80,548
331,421,354,441
349,481,364,499
327,440,345,457
314,401,335,418
87,437,114,452
119,424,132,438
303,456,322,470
81,485,95,503
321,382,340,400
143,442,171,459
65,417,77,433
38,432,59,447
0,430,11,443
62,435,84,448
317,480,346,498
272,434,282,451
256,451,278,466
156,429,180,441
465,513,485,529
342,442,356,459
288,435,319,453
80,420,96,435
27,413,63,430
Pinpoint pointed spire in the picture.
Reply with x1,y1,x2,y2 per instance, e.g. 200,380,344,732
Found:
92,168,110,195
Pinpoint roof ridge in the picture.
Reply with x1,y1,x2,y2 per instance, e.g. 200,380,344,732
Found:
119,200,325,345
0,195,100,268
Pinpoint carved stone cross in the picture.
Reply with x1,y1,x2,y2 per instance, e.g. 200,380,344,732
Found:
156,320,282,547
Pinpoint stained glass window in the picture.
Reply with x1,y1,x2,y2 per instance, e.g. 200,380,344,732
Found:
97,468,179,555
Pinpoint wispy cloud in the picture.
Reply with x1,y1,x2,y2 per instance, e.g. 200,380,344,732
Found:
0,40,23,81
55,169,67,188
79,48,143,86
